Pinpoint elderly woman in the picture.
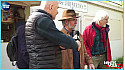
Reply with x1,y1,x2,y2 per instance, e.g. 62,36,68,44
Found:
82,10,112,69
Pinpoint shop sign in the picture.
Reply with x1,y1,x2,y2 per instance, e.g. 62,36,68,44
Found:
59,1,87,12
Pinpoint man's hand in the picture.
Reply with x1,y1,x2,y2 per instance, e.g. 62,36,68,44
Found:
76,40,81,51
59,46,65,49
89,64,95,69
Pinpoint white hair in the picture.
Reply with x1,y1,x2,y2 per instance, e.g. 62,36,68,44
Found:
92,10,109,24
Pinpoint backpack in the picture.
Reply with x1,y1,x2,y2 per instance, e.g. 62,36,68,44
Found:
6,25,29,69
6,33,18,66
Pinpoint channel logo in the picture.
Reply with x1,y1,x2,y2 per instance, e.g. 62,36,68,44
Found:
2,2,10,11
104,61,123,69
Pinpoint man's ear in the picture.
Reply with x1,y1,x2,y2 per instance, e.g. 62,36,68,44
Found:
49,4,53,10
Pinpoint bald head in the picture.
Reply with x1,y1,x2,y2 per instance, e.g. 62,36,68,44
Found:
40,1,58,9
40,1,59,19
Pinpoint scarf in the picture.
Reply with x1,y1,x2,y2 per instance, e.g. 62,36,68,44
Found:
94,23,107,47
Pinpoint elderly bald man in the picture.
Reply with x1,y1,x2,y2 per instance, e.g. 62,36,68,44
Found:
25,1,81,69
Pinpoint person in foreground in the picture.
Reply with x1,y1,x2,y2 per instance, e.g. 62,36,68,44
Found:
82,10,112,69
25,1,81,69
58,9,95,69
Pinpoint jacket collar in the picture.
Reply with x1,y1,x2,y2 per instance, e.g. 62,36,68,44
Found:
92,22,110,33
92,22,109,28
35,9,52,18
61,27,70,35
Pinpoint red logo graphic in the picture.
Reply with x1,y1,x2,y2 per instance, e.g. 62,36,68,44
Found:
104,61,123,69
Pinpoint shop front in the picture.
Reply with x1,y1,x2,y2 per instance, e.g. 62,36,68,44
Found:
1,1,40,42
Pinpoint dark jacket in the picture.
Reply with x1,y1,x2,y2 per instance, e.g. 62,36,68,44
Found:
17,25,29,69
25,9,78,68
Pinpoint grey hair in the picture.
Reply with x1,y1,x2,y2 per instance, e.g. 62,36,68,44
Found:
62,20,66,26
92,10,109,24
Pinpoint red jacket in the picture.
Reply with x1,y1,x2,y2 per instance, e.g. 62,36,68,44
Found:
82,24,112,61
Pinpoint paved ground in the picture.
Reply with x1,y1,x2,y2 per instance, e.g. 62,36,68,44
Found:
1,43,17,69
